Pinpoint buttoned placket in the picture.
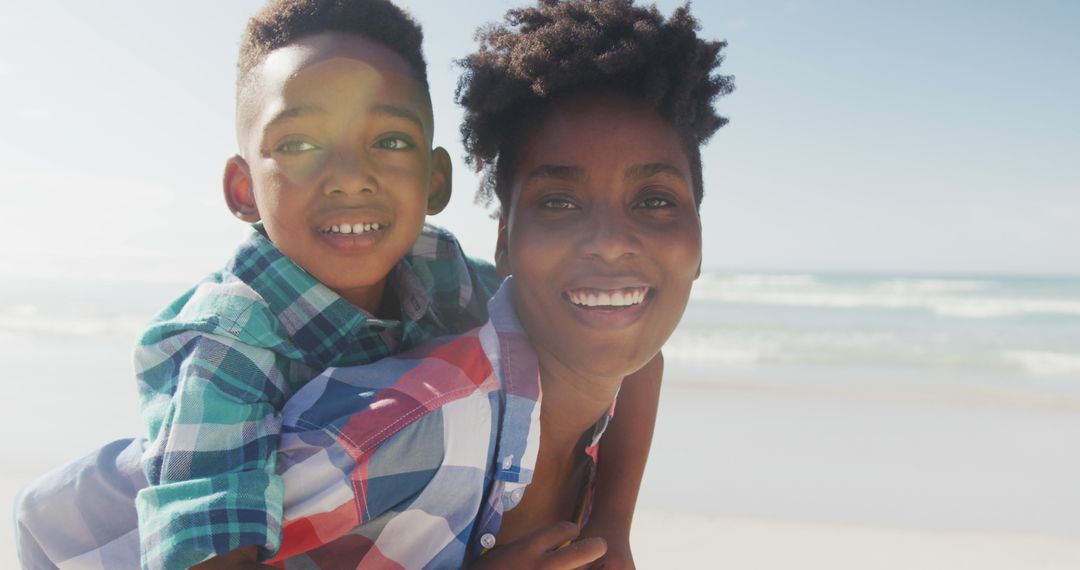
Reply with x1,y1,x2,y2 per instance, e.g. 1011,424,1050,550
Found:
471,280,543,557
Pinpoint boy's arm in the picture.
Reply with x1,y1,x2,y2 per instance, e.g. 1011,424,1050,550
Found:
136,331,287,570
578,352,663,569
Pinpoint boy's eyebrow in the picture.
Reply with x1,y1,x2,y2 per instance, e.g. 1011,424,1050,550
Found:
371,104,426,131
624,162,685,181
266,104,329,127
524,164,587,182
263,104,425,131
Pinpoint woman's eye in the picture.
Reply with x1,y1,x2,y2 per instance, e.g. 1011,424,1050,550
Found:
541,197,578,210
639,196,673,208
275,139,319,154
374,136,414,150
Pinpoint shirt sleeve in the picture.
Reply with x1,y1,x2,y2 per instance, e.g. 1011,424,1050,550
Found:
134,329,291,570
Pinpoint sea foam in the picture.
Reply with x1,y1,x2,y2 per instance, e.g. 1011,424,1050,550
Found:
691,273,1080,318
1002,350,1080,376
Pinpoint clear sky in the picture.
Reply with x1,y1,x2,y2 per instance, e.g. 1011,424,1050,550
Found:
1,0,1077,283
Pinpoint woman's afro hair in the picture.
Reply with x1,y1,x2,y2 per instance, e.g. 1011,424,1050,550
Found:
456,0,734,209
237,0,427,97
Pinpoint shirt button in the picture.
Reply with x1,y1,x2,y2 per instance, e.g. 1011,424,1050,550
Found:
480,533,497,549
502,455,514,470
509,488,525,504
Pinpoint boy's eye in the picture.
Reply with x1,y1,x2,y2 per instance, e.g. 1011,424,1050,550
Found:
374,136,415,150
275,139,320,154
541,197,578,210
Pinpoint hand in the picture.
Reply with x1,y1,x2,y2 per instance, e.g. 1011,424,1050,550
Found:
577,522,635,570
469,521,607,570
581,540,634,569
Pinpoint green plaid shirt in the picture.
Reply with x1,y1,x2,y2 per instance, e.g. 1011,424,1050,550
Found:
133,223,499,570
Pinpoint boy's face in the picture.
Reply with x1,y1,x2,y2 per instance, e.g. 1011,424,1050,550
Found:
226,32,450,311
498,93,702,382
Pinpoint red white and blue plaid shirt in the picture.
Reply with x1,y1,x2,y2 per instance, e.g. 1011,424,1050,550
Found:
268,278,611,567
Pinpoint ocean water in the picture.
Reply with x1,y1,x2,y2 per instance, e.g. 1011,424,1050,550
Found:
5,272,1080,386
2,271,1079,471
4,271,1080,543
0,277,186,474
5,272,1080,380
666,272,1080,401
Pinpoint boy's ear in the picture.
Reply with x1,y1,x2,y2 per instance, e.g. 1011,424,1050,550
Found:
494,215,511,277
695,256,702,279
223,155,260,223
426,147,452,215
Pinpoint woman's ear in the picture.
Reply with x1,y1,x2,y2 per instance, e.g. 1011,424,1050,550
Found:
426,147,453,215
494,214,511,277
223,155,260,223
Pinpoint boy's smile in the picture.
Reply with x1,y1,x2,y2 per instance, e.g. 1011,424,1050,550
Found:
226,32,450,313
499,92,702,384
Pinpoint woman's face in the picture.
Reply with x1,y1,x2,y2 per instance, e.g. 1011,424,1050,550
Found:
498,92,702,382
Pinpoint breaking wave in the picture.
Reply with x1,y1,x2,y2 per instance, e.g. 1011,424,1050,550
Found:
691,273,1080,318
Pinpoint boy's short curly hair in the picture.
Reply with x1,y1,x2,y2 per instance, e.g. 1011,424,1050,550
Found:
456,0,733,210
237,0,428,100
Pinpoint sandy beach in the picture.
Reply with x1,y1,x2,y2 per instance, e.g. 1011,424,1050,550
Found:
630,511,1080,569
5,512,1078,570
626,376,1080,568
6,496,1078,570
6,491,1079,569
5,377,1079,569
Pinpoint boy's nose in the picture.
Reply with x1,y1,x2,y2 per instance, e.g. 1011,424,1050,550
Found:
576,206,642,263
324,151,377,195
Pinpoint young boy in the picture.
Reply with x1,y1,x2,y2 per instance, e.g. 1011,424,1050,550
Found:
13,0,678,568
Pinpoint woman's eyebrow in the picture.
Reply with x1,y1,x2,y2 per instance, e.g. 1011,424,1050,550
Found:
524,164,587,182
624,162,684,181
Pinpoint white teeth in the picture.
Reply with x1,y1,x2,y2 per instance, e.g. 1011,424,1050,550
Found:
326,223,385,234
568,287,649,308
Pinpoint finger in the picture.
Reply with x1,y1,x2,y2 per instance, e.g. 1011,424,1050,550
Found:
523,521,581,553
542,537,607,570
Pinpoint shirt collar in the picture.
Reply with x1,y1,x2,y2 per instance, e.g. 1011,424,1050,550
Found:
225,225,427,369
